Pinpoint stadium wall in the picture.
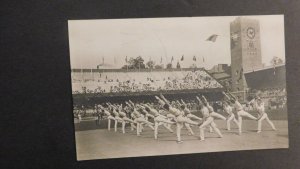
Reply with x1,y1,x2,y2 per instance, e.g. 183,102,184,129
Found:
244,64,286,90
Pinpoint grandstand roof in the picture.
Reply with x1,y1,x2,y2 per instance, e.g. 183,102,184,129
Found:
244,64,286,89
211,72,231,80
244,63,285,73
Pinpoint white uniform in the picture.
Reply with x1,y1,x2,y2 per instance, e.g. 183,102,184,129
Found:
119,111,135,134
142,110,155,121
112,109,123,132
168,107,198,142
130,112,137,131
233,101,257,134
147,108,174,139
208,105,226,121
255,102,276,132
199,106,223,141
183,108,202,136
132,109,154,136
78,114,82,123
103,109,115,131
185,108,202,121
224,105,239,131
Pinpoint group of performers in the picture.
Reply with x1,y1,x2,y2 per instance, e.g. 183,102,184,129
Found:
95,92,277,143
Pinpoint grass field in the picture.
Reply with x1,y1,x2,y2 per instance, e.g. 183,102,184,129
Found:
75,119,288,160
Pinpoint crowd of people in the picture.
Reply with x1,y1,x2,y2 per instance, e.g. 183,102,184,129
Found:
74,92,277,143
252,88,286,98
248,87,287,110
71,70,223,94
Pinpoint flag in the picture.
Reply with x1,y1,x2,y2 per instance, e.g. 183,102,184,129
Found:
125,56,128,63
202,56,205,63
160,56,162,63
206,34,218,42
181,55,184,61
193,56,196,61
102,57,104,64
171,56,174,62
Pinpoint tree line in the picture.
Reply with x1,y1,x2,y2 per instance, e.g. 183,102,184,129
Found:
121,56,182,70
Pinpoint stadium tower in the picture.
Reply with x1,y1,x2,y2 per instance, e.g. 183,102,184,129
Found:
230,17,263,93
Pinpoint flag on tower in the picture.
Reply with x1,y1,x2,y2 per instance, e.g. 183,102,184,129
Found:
206,34,219,42
181,55,184,61
193,56,197,61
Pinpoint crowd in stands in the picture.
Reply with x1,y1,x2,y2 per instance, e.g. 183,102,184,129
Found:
72,70,223,94
253,88,286,98
247,87,287,110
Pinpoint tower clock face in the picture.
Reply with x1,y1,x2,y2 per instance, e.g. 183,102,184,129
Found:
247,27,255,39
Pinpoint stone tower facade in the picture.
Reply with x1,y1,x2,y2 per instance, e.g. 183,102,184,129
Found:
230,17,263,92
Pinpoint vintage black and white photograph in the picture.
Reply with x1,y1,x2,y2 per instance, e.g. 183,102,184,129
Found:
68,15,288,160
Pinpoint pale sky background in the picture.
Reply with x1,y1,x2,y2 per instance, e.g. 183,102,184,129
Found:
68,15,285,69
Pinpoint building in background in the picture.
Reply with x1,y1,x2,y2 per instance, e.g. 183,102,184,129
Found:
209,64,232,90
230,17,263,92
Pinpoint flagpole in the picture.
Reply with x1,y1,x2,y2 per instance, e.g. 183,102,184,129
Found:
126,56,128,72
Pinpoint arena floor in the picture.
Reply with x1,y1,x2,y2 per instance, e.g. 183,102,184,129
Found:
75,120,288,160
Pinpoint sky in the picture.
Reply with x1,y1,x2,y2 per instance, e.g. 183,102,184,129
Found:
68,15,285,69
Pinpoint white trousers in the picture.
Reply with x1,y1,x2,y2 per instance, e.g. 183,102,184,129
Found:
186,113,202,121
226,114,239,130
114,116,123,132
121,117,135,134
210,112,226,120
154,115,174,139
134,117,154,136
199,117,223,140
107,116,115,131
176,115,198,141
258,113,276,131
237,110,257,134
